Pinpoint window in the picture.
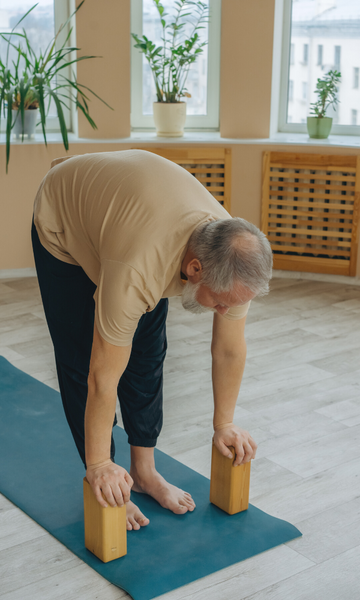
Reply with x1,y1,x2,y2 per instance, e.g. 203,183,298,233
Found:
317,44,323,67
334,45,341,69
351,110,358,126
0,1,73,133
354,67,359,89
290,43,295,65
302,81,307,101
289,80,294,102
279,0,360,135
131,0,221,130
303,43,308,65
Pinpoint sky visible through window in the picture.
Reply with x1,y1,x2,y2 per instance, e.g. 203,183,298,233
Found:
288,0,360,126
141,0,209,115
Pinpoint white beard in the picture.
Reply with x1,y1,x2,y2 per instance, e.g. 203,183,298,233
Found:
181,280,215,314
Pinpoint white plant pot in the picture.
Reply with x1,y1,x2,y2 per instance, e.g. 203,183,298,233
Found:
153,102,186,137
12,108,39,139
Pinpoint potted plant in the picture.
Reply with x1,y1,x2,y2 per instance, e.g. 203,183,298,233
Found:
0,1,112,172
307,70,341,139
132,0,209,137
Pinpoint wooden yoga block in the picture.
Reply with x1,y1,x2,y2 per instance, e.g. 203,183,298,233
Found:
210,444,251,515
83,477,127,563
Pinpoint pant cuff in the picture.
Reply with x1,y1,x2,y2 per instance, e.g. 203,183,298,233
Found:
128,436,158,448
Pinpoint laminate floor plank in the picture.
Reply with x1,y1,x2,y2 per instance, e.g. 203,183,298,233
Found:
0,275,359,599
286,496,360,564
0,536,82,595
241,545,360,600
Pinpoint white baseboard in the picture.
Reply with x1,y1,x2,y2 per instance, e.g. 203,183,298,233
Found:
272,269,360,287
0,268,37,280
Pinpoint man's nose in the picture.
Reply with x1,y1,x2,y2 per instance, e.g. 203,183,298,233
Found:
216,306,229,315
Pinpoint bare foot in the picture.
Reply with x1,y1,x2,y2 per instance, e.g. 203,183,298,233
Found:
130,466,196,515
126,499,150,531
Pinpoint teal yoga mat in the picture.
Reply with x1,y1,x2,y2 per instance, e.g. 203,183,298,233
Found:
0,357,301,600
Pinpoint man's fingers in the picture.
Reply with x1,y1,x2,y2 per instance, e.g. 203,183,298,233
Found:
249,436,258,458
233,440,245,466
94,486,109,508
125,472,134,488
120,481,131,504
241,441,254,463
216,439,234,459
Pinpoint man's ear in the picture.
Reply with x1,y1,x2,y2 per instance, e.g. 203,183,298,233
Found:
186,258,202,283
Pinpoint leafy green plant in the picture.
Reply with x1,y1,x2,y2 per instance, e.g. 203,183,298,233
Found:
309,70,341,118
0,1,112,172
132,0,209,103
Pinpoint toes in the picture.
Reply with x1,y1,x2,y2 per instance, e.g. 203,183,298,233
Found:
131,519,141,531
126,520,133,531
182,495,196,509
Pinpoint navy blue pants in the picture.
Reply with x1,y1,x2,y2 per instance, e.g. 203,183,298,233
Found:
31,222,168,466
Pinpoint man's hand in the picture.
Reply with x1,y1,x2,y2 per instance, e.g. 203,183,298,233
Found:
86,459,134,508
213,424,257,466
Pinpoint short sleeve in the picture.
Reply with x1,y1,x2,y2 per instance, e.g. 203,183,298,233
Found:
94,260,151,346
222,301,251,321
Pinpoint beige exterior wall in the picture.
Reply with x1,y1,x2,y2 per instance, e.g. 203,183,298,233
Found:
0,0,359,275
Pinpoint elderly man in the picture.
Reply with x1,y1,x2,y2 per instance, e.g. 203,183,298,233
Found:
32,149,272,531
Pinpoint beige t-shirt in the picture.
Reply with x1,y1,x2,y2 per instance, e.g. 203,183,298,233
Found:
34,150,250,345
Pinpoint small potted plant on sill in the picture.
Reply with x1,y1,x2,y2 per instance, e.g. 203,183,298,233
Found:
307,70,341,139
132,0,209,137
0,1,112,172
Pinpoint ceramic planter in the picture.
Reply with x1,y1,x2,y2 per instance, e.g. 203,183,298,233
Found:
153,102,186,137
306,116,333,139
12,108,39,139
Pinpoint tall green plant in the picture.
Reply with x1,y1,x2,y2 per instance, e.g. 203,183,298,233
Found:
0,1,112,172
132,0,209,103
309,70,341,118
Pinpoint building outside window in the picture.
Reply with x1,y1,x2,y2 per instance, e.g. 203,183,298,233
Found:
303,43,309,64
130,0,221,130
288,80,294,101
290,43,295,64
302,81,307,101
354,67,359,89
317,44,323,66
334,45,341,69
282,0,360,134
351,109,358,125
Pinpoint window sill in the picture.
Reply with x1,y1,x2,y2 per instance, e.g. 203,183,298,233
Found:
1,130,360,148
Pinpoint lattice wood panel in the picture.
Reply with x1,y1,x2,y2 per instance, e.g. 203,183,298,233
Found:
262,152,360,276
135,147,232,213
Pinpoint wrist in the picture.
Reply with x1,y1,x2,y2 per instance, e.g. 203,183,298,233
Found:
86,458,113,471
213,422,233,432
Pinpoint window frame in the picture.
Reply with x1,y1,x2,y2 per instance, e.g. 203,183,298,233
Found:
278,0,360,136
130,0,221,131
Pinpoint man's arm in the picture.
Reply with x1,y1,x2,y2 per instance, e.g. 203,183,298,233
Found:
211,313,257,466
85,322,133,508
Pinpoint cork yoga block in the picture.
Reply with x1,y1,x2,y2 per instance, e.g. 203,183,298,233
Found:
83,477,127,563
210,444,251,515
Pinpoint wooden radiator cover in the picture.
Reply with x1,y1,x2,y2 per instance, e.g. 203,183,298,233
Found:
133,147,232,214
261,152,360,276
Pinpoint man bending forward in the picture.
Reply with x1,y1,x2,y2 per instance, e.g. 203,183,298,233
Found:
32,150,272,530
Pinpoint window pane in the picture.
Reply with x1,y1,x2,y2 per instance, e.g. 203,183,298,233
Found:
287,0,360,126
141,0,209,115
0,1,56,115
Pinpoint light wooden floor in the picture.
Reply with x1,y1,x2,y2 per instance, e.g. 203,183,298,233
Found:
0,275,359,600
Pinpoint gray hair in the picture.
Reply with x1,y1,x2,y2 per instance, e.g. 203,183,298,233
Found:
188,218,273,296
